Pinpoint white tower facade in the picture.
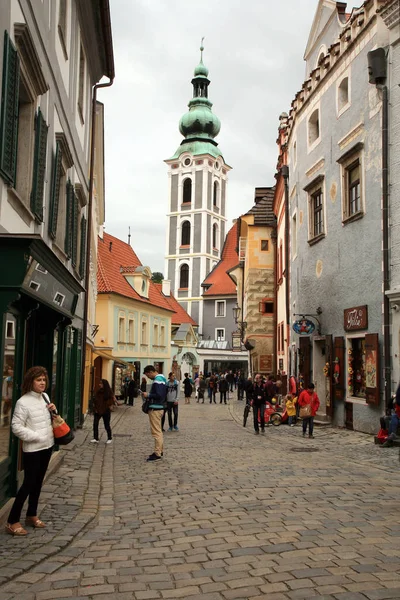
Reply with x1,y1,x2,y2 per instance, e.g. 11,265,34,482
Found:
164,46,231,332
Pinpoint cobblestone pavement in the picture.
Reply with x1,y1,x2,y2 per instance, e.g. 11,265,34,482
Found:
1,396,400,600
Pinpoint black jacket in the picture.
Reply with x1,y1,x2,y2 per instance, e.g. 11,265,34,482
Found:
252,383,266,405
183,377,193,397
218,378,229,392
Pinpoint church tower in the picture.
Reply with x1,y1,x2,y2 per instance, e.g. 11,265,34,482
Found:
164,44,231,333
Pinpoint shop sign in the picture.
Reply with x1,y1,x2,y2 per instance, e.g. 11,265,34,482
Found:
259,354,273,372
292,318,315,336
344,305,368,331
232,332,242,352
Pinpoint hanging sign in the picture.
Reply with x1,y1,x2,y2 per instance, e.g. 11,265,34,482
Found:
292,318,315,336
232,332,242,352
344,305,368,331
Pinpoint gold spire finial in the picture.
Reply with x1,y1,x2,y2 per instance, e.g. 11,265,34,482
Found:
200,37,205,61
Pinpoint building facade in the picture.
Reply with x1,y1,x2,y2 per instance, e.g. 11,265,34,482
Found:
285,0,387,433
0,0,113,507
164,46,231,332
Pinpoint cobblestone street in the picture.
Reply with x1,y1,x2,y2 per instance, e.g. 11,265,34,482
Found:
1,398,400,600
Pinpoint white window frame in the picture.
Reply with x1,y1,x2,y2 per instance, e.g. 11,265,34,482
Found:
128,318,135,344
215,328,225,342
304,176,326,245
141,319,148,345
160,324,166,347
153,322,159,346
6,320,15,339
118,316,125,343
215,300,226,318
338,143,364,224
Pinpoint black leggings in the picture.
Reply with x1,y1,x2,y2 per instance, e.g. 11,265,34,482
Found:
8,447,53,524
93,410,112,440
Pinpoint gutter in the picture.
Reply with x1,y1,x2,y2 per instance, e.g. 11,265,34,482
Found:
381,83,391,409
282,165,290,355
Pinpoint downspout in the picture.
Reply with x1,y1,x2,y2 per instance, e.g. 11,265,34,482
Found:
272,214,278,375
381,83,391,409
80,74,114,420
282,165,290,371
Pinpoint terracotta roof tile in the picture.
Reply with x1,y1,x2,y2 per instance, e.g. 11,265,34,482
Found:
202,222,238,296
97,233,173,313
153,284,197,326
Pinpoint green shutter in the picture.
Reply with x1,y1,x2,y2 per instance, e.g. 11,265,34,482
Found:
48,142,63,239
71,193,79,268
79,215,87,279
30,108,48,221
0,31,20,185
65,180,73,257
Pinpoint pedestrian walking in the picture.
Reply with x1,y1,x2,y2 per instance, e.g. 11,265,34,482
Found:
226,370,234,393
91,379,114,444
127,378,137,406
298,383,320,439
162,372,179,431
194,375,200,402
198,375,207,403
218,375,229,404
252,373,266,434
244,375,253,404
5,366,55,536
237,371,245,400
142,365,167,461
285,394,297,426
183,373,193,404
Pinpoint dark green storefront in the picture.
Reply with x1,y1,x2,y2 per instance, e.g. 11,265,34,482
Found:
0,234,84,507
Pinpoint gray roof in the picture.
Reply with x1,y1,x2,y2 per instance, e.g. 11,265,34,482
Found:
197,340,230,350
245,186,276,227
174,323,191,341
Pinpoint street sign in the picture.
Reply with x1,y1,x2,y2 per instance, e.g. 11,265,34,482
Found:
232,332,242,351
292,318,315,336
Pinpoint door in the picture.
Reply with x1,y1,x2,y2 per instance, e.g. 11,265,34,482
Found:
325,334,333,418
345,402,354,430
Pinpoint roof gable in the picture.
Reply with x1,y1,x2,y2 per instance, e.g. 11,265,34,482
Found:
304,0,345,61
202,222,239,296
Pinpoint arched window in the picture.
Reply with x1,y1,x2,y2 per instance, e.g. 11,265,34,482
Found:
213,181,219,206
181,220,190,246
338,77,349,112
182,178,192,204
212,223,218,249
308,109,320,146
179,264,189,288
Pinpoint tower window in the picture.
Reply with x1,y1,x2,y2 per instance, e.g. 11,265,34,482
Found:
181,220,191,246
182,178,192,204
213,181,219,207
179,264,189,288
212,223,218,249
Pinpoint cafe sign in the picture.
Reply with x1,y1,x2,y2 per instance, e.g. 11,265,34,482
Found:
344,305,368,331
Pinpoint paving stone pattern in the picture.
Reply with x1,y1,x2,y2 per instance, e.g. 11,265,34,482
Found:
0,396,400,599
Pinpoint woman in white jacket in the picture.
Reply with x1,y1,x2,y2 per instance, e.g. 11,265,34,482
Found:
5,366,56,536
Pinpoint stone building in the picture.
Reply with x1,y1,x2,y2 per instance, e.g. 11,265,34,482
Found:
0,0,114,507
164,46,231,332
283,0,389,433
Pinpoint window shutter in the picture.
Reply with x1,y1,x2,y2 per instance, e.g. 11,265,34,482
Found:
79,214,87,279
71,192,79,268
365,333,380,406
333,336,345,401
30,108,48,221
0,31,20,185
65,180,73,257
48,142,63,239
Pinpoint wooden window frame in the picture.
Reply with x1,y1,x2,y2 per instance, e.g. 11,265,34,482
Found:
181,220,191,246
179,264,189,289
182,178,192,204
338,143,364,225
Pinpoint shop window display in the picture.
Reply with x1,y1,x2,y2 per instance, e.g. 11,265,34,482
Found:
348,338,366,398
1,313,16,463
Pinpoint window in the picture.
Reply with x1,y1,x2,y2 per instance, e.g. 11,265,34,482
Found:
212,223,218,249
216,328,225,342
261,240,269,251
141,320,148,345
77,42,85,123
182,178,192,203
128,319,134,344
153,323,159,346
215,300,226,317
338,76,349,113
6,320,15,339
213,181,219,207
308,108,320,147
311,188,324,238
58,0,68,59
239,237,246,262
118,317,125,343
179,264,189,288
160,324,166,346
338,143,363,223
181,220,190,246
54,292,65,307
292,213,297,258
259,300,274,314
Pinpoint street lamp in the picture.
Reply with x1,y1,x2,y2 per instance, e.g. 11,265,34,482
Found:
232,303,247,337
232,303,241,323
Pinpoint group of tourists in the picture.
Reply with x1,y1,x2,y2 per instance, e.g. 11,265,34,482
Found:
182,370,245,405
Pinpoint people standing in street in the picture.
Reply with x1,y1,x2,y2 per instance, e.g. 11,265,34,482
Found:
285,394,297,426
198,375,207,403
183,373,193,404
162,372,179,432
91,379,114,444
226,370,234,394
5,366,55,536
194,374,200,402
127,378,137,407
140,377,147,393
218,375,229,404
237,371,245,400
208,374,217,403
142,366,167,461
298,383,320,439
252,373,266,435
244,375,253,405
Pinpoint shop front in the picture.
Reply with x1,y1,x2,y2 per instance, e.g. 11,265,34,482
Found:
0,235,83,507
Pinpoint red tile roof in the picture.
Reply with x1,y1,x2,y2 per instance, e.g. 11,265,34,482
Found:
202,222,238,296
153,284,197,326
97,233,173,313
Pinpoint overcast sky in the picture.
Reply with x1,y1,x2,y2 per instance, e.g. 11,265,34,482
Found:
99,0,359,274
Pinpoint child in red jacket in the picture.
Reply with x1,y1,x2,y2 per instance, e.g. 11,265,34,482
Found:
298,383,320,439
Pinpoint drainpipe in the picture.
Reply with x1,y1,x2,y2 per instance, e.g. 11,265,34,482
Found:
381,83,391,409
80,75,114,421
282,165,290,366
272,219,278,375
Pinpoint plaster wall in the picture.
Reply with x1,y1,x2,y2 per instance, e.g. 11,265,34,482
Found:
202,297,237,344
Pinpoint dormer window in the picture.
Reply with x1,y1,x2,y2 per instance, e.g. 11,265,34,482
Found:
120,265,151,299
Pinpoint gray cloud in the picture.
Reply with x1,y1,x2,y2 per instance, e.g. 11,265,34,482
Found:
100,0,359,273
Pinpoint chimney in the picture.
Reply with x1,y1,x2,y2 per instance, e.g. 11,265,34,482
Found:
162,279,171,297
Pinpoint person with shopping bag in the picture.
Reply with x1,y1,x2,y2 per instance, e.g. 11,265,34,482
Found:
298,383,320,439
5,366,56,536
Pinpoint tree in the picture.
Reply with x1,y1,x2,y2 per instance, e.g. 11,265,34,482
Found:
151,272,164,283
